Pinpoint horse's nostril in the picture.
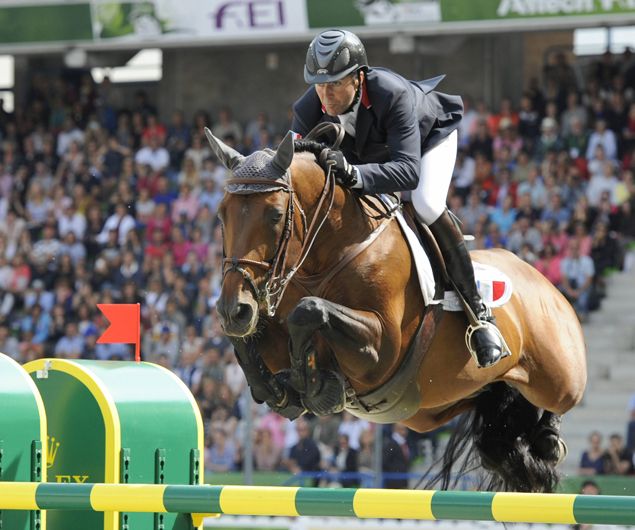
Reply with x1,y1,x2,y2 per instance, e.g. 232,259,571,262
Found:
233,303,252,323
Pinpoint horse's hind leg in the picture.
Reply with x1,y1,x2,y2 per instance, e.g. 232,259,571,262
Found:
286,296,383,416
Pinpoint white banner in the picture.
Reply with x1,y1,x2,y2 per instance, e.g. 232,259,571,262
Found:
92,0,308,41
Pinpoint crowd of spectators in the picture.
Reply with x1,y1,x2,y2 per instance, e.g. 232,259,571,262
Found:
0,47,634,483
578,430,634,476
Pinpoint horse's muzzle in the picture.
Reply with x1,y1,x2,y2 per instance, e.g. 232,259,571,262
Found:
216,296,258,337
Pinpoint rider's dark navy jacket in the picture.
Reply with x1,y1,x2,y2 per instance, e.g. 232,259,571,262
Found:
291,67,463,195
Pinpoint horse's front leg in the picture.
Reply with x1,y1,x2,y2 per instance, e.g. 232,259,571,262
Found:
230,336,305,420
287,296,382,416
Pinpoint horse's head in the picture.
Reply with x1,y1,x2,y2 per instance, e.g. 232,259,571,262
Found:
206,128,315,337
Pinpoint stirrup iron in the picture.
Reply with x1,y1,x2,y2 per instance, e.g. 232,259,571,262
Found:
464,308,512,368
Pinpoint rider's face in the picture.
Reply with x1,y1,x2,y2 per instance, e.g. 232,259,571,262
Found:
315,73,360,116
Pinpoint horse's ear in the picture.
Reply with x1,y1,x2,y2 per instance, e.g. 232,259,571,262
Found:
204,127,244,170
271,131,294,174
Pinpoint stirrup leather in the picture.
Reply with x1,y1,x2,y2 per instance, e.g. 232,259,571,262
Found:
464,308,512,367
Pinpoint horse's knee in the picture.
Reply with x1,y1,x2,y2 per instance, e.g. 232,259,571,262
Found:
288,297,329,330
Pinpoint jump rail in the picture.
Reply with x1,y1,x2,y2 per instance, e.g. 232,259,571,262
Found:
1,483,634,526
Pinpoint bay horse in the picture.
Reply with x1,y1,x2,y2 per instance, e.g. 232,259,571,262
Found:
205,128,587,493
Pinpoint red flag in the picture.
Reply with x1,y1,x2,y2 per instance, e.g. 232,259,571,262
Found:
97,303,141,362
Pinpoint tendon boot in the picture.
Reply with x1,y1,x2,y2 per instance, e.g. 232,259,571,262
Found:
428,210,510,368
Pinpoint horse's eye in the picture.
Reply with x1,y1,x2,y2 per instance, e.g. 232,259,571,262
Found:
270,210,283,224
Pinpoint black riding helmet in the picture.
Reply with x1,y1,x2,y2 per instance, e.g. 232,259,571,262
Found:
304,29,368,85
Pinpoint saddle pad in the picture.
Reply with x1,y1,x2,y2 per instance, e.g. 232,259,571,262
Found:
443,262,513,312
394,210,437,306
393,207,513,311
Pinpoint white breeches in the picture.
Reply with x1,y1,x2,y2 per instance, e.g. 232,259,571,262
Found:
412,129,458,225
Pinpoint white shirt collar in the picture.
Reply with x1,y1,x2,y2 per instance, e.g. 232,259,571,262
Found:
337,96,362,138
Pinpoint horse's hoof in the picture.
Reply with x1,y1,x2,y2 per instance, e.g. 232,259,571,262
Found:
302,370,346,416
269,371,308,420
556,438,568,465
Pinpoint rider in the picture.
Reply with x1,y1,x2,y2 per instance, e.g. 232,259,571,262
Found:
292,29,508,368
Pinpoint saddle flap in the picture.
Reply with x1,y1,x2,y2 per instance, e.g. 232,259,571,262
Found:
401,202,447,300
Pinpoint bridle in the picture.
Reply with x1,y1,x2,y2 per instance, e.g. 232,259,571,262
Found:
220,122,397,319
222,163,337,318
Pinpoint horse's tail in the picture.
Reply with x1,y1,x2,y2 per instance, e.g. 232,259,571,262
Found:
423,382,560,493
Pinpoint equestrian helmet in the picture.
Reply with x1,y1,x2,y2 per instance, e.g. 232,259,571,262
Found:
304,29,368,84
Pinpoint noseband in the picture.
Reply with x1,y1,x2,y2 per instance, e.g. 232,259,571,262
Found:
222,166,336,317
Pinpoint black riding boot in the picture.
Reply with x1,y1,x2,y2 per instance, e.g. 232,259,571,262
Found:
428,210,509,368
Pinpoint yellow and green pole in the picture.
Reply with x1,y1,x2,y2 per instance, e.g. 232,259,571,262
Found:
0,483,634,526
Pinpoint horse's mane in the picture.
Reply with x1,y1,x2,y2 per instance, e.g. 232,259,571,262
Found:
293,139,328,159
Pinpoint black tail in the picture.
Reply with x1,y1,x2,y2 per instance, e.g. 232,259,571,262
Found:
421,382,561,493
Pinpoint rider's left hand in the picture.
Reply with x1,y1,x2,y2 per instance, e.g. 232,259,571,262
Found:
321,149,359,188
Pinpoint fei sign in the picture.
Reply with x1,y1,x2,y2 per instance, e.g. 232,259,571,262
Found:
94,0,307,40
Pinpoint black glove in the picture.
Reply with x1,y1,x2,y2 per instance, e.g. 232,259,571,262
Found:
320,149,358,187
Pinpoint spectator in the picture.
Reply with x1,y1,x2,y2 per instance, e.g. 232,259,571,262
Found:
184,133,211,172
590,221,620,278
489,195,517,236
517,93,541,145
517,165,548,210
166,109,191,171
534,117,563,162
338,411,369,451
570,221,592,257
253,427,283,471
205,427,238,472
586,118,618,161
54,321,84,359
563,116,589,162
147,321,179,365
383,424,410,489
19,303,51,345
244,111,275,152
587,160,619,207
579,431,605,475
56,117,85,157
174,345,203,395
0,322,20,359
357,428,376,476
560,239,595,322
560,91,588,138
212,107,243,145
541,193,570,226
627,395,635,451
285,417,322,485
96,202,136,246
602,433,634,475
534,242,563,286
176,157,200,190
171,183,199,223
223,349,246,398
507,216,543,255
572,480,601,530
458,189,489,234
134,134,169,173
329,434,359,487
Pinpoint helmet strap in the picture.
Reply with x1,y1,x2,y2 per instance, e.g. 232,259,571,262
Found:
341,71,362,115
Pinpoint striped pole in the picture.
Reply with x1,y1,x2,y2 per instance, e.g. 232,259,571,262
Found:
0,483,633,526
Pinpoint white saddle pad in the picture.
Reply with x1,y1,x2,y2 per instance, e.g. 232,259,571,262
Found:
394,211,513,311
